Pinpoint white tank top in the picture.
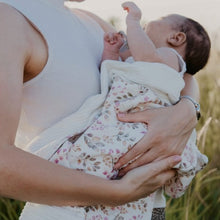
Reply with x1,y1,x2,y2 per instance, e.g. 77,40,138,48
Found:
0,0,104,148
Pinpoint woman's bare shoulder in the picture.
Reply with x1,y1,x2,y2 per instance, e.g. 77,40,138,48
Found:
0,3,48,79
0,2,30,49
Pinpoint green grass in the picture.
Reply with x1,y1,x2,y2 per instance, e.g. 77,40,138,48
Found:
166,49,220,220
0,50,219,220
0,199,24,220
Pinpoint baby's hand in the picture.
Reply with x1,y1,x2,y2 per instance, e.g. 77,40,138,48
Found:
104,32,124,52
122,1,142,23
102,32,124,62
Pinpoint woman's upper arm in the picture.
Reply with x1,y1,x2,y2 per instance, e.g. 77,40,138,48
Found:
71,8,116,32
0,4,29,146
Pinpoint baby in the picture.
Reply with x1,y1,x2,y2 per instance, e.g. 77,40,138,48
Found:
20,2,210,220
102,2,210,76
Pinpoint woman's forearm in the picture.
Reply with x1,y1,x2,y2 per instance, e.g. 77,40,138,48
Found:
0,144,180,207
178,73,200,123
0,144,123,206
181,73,200,102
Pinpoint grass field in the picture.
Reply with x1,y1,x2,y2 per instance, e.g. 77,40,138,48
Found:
165,49,220,220
0,42,219,220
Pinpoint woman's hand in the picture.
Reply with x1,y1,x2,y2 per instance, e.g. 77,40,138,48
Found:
114,98,197,175
119,155,181,203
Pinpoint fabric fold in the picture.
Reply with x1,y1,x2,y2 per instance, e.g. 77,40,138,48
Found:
25,60,185,156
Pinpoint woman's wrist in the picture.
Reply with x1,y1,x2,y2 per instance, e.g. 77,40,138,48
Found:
109,178,141,205
101,179,132,206
180,95,201,120
176,98,198,128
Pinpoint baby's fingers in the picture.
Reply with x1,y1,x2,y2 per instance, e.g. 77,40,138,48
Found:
122,2,140,12
122,2,134,12
104,32,116,44
122,2,142,21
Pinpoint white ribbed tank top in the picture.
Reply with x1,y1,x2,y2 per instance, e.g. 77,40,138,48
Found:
1,0,167,208
0,0,104,148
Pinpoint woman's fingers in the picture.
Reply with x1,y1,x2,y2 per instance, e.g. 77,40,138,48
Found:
114,132,153,170
145,156,181,189
120,155,181,201
117,110,152,123
140,155,181,178
117,148,157,176
152,170,176,189
115,110,160,170
117,134,186,175
114,110,154,169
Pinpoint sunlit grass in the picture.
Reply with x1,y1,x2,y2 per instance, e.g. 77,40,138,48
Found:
0,199,24,220
166,49,220,220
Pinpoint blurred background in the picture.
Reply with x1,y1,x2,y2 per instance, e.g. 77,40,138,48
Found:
0,0,219,219
69,0,220,43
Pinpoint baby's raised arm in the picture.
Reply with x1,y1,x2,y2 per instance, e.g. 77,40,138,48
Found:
122,2,155,61
122,2,179,70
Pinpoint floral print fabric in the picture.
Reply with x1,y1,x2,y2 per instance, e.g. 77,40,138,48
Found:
48,73,207,219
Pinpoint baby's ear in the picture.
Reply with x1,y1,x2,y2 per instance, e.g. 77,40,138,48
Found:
167,32,186,47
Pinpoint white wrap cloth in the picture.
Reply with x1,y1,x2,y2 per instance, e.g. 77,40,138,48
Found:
20,60,208,220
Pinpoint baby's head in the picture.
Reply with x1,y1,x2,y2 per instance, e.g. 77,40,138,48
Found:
145,14,211,75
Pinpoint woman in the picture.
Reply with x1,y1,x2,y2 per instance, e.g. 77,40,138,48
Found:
0,0,198,218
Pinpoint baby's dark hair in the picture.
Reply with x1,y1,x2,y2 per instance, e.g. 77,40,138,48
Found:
176,17,211,75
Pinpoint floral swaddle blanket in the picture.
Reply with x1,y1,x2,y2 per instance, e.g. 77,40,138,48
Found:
21,61,208,220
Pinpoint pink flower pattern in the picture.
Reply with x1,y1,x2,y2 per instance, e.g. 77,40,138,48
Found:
49,74,207,219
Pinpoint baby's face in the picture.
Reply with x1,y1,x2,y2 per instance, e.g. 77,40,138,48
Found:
143,14,184,47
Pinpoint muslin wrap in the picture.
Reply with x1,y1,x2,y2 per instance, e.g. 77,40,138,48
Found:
20,60,208,220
